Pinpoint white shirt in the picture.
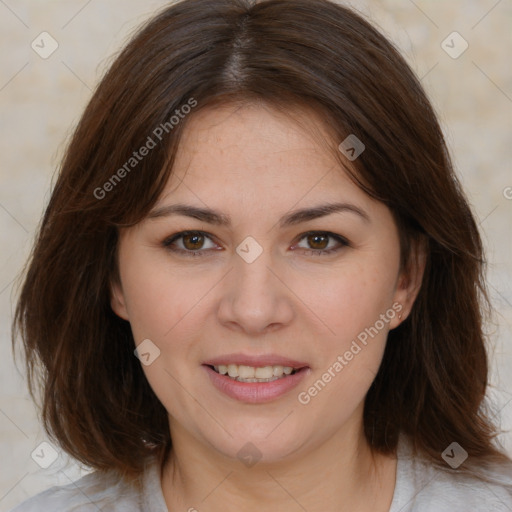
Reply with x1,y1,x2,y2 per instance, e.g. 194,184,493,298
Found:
10,435,512,511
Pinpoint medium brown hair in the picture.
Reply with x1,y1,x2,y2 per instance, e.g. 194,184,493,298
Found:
13,0,511,484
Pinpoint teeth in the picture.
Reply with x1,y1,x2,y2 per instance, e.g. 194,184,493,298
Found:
255,366,273,379
212,364,298,381
273,365,284,376
227,364,238,377
239,365,255,378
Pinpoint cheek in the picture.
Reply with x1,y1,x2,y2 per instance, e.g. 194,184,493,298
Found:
296,283,393,429
119,256,209,426
119,251,205,342
291,250,399,413
293,257,398,343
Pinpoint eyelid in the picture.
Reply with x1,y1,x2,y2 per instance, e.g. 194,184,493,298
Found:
292,230,350,248
162,230,221,250
161,230,349,256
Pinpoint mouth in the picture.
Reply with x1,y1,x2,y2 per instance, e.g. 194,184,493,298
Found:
207,363,301,383
202,356,310,403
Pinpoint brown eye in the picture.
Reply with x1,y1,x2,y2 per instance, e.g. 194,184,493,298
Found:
162,230,219,257
294,231,349,255
307,233,329,250
182,233,205,250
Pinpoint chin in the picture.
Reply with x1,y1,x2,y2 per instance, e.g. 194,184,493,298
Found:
203,420,308,465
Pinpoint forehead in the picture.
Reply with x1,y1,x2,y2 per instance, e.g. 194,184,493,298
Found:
162,102,365,203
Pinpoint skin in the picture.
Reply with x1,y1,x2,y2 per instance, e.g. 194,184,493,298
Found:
111,102,425,511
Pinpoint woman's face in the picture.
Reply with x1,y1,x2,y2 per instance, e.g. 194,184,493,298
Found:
111,102,420,464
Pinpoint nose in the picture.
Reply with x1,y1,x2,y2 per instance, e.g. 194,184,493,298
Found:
216,245,294,336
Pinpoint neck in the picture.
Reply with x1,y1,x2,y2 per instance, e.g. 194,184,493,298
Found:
161,414,397,512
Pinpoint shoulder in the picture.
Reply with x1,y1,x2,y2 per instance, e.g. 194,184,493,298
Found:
404,464,512,512
391,436,512,512
8,468,142,512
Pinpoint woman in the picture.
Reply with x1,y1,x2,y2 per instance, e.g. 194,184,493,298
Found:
11,0,512,510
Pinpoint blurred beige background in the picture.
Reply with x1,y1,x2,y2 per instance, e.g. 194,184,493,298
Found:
1,0,511,509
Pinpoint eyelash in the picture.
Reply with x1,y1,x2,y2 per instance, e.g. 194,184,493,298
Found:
161,230,349,258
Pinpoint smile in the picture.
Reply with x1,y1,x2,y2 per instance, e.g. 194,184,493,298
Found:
211,364,298,382
203,363,310,403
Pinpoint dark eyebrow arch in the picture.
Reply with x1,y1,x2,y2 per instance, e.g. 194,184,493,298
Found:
147,202,370,227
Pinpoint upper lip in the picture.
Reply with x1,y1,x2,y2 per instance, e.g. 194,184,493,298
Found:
203,353,310,369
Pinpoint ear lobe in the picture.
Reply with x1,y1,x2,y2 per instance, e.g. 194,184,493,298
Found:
110,278,130,321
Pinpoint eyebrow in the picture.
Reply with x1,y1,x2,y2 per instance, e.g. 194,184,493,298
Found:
148,201,370,228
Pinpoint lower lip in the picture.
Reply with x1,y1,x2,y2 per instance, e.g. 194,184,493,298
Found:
203,365,310,404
